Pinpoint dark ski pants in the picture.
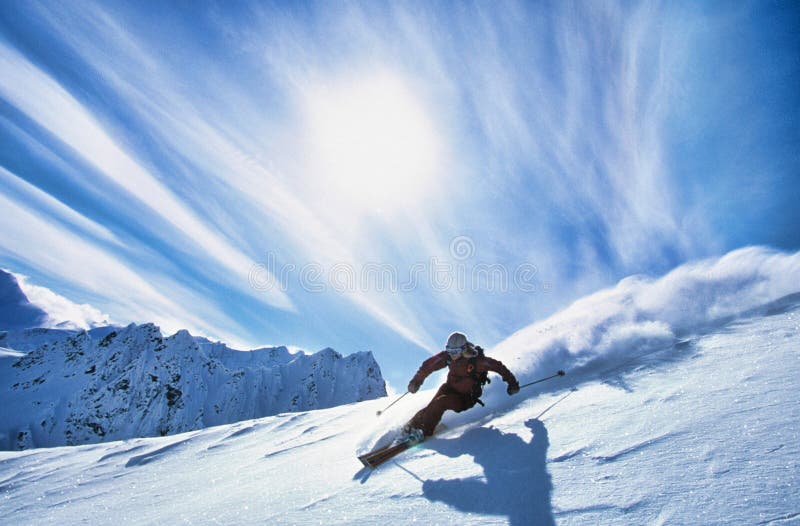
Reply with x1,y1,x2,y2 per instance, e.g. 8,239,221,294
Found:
408,384,477,437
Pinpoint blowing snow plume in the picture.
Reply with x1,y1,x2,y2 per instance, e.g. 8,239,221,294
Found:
360,246,800,450
489,246,800,395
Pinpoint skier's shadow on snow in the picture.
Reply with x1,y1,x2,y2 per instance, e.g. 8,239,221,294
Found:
421,418,555,526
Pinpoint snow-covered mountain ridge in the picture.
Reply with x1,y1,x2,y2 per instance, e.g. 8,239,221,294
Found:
0,322,386,450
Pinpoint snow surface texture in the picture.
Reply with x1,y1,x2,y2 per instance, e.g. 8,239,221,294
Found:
0,269,109,330
0,323,386,450
0,246,797,524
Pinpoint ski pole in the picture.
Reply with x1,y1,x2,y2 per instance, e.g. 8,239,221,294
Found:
519,370,566,390
376,391,410,416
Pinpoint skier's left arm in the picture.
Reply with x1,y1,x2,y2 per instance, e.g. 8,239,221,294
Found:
484,357,520,395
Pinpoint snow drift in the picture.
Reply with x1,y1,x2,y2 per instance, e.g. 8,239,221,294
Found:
490,246,800,393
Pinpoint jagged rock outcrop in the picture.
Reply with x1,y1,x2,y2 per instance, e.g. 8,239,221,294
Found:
0,323,386,449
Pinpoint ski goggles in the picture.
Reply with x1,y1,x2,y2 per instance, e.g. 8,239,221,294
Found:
446,344,478,359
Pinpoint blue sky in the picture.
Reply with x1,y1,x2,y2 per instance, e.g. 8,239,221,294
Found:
0,0,798,389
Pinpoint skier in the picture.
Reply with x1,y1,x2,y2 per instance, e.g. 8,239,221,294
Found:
405,332,520,437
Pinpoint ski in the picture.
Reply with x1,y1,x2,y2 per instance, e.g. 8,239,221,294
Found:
358,430,424,468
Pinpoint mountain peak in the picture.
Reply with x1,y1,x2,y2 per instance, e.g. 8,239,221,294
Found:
0,323,387,449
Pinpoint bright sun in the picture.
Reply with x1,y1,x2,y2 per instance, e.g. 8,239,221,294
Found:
305,72,441,213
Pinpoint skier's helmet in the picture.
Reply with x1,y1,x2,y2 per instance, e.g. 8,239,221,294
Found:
445,331,468,350
445,332,472,359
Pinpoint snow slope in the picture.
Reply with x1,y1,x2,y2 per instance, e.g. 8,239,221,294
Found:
0,247,798,525
0,323,386,450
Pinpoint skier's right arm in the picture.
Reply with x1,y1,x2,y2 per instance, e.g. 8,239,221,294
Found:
408,352,448,393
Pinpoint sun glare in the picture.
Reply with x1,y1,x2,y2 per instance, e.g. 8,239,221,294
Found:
305,72,441,213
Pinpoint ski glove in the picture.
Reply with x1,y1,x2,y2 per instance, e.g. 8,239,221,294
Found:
507,383,520,395
408,380,420,393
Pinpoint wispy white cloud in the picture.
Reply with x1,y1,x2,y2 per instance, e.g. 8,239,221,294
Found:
391,1,702,273
0,189,249,345
12,271,110,330
1,2,440,351
0,41,293,313
0,166,121,248
2,0,779,369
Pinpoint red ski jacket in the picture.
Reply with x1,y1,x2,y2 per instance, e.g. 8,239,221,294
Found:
410,351,518,397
